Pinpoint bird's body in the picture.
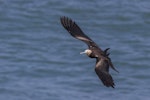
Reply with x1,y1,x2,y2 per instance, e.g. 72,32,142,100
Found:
60,16,118,88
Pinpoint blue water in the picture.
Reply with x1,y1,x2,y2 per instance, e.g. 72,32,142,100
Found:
0,0,150,100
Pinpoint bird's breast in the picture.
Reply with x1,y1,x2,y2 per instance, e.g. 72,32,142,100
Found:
88,52,97,58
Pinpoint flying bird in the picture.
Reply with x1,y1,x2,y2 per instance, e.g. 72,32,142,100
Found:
60,16,118,88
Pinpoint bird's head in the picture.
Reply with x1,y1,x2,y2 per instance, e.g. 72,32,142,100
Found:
80,49,92,56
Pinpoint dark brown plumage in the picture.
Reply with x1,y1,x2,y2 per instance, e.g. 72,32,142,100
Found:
60,16,118,88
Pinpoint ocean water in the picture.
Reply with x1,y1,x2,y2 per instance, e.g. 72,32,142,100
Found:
0,0,150,100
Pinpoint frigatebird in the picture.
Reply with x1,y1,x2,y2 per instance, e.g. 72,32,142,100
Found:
60,16,118,88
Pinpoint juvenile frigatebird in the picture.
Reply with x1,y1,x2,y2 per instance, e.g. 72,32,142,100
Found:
60,16,118,88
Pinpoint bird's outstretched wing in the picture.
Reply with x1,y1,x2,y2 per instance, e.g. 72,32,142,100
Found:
60,16,98,48
95,58,115,88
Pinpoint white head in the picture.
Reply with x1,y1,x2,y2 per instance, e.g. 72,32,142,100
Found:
80,49,92,56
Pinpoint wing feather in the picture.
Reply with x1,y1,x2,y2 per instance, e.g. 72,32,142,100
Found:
60,16,98,48
95,58,115,88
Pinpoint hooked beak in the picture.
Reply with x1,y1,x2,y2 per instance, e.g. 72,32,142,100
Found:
80,51,86,54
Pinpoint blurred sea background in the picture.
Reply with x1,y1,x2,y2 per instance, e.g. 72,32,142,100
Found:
0,0,150,100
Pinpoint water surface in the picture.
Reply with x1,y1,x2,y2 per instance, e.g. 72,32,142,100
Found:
0,0,150,100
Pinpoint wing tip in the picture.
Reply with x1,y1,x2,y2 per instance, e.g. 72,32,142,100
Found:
60,16,75,29
103,80,115,88
95,68,115,88
105,82,115,88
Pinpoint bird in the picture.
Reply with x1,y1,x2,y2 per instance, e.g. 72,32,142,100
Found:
60,16,119,88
